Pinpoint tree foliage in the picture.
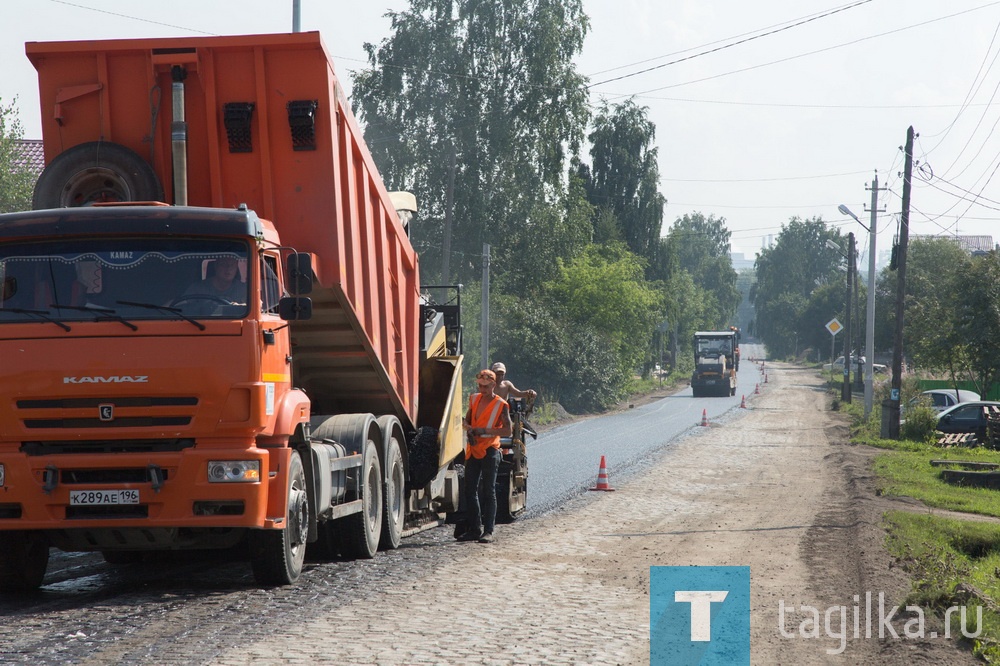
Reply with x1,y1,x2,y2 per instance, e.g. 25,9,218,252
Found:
489,242,664,411
954,252,1000,393
666,213,740,328
750,216,845,357
0,98,34,213
586,100,664,265
351,0,591,289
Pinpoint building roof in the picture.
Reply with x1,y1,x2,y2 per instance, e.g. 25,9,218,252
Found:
13,139,44,175
911,234,996,255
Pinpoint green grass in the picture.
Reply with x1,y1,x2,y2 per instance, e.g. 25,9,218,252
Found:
873,446,1000,518
840,385,1000,660
884,511,1000,661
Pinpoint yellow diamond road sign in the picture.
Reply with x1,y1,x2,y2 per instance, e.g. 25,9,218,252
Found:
826,318,843,336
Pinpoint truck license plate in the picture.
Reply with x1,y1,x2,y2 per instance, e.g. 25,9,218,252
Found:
69,489,140,506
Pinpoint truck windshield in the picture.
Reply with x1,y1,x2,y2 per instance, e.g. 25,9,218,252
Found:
0,238,251,323
696,338,731,355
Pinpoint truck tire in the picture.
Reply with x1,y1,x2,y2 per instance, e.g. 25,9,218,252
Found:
343,438,383,558
32,141,164,209
376,415,405,551
249,450,308,586
311,414,384,559
0,531,49,593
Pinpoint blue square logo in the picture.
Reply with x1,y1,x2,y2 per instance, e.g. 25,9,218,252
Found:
650,566,750,665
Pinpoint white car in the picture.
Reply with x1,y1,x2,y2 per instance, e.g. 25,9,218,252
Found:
909,389,980,413
822,356,887,374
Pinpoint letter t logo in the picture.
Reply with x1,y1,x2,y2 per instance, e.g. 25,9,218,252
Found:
675,590,729,641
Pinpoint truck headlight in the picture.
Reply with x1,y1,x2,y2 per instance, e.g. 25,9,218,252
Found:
0,464,4,487
207,460,260,483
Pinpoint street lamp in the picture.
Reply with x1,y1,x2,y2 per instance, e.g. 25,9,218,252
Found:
839,203,876,418
826,236,855,404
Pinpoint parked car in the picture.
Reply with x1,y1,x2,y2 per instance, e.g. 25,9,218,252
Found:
935,400,1000,437
822,356,887,374
909,389,981,414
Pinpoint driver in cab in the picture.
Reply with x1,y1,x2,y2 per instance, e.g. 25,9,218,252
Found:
182,256,246,304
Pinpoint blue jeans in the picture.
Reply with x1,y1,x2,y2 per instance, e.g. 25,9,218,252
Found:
464,447,501,535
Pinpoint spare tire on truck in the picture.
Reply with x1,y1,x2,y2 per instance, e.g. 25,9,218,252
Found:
32,141,164,209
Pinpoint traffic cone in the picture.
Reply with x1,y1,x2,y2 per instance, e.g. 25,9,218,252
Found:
589,455,616,491
754,383,760,395
700,408,709,426
740,395,747,408
765,372,769,384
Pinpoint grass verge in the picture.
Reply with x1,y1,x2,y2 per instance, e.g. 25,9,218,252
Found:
884,511,1000,661
844,391,1000,659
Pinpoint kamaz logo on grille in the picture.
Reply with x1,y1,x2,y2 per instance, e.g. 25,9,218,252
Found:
63,376,149,384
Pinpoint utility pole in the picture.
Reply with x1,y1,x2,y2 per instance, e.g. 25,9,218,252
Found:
889,127,914,439
292,0,301,32
842,232,855,404
863,175,884,418
480,243,490,370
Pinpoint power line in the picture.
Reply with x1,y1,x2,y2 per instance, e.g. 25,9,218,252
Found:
586,0,874,89
606,2,1000,98
48,0,217,35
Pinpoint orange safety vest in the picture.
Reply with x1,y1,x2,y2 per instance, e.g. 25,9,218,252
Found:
466,392,508,459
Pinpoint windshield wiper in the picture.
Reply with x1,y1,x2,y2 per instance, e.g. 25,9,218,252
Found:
50,303,138,331
0,307,72,331
117,300,206,331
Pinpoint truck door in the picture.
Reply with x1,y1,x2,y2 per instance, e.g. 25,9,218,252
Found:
260,252,291,425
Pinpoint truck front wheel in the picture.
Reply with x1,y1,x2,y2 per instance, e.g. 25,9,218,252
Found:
0,531,49,593
249,450,308,586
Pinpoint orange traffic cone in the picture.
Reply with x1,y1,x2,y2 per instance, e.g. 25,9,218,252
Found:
700,408,709,426
740,395,747,409
589,455,616,491
754,383,760,395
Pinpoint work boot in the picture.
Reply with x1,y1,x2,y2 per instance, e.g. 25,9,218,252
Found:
478,533,494,544
457,530,482,542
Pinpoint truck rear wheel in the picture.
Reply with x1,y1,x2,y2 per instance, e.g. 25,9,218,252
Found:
311,415,384,559
377,416,405,551
0,531,49,593
32,141,163,209
249,450,308,586
343,438,383,558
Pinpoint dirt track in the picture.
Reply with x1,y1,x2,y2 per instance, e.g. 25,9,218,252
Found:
221,362,977,664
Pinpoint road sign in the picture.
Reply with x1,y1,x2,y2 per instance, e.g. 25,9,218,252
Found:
825,318,843,336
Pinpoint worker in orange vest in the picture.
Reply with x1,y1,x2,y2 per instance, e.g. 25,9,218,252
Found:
457,368,512,544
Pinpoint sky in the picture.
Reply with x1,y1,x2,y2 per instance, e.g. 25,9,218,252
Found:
3,0,1000,259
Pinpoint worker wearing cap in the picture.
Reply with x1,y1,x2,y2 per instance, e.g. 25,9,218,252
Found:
458,369,512,544
491,361,537,403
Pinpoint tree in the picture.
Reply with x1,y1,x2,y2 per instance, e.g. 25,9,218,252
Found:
0,98,35,213
751,216,844,357
955,252,1000,395
351,0,591,289
545,242,664,372
666,213,740,327
586,100,665,265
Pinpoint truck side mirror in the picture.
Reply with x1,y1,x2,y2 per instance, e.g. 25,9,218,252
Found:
279,296,312,321
286,252,313,295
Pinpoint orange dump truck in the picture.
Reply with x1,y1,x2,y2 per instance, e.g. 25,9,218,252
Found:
0,32,467,591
